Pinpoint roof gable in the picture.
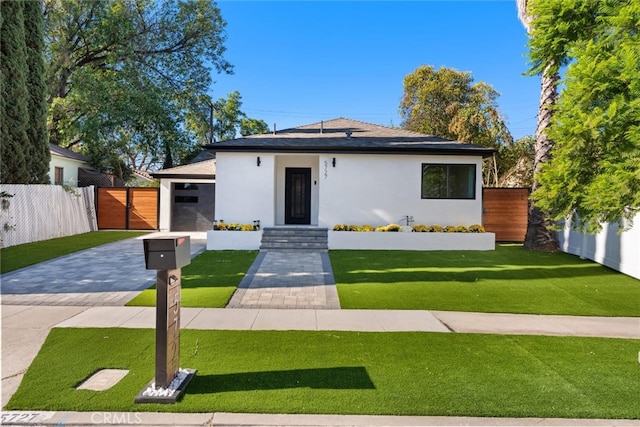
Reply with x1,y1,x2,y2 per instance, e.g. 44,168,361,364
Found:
205,118,495,157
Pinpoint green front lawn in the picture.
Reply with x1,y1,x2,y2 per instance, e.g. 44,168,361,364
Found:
126,250,257,307
0,231,149,274
6,328,640,419
331,245,640,316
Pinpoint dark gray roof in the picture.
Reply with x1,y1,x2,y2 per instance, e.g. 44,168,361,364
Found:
205,118,495,158
49,143,89,162
151,159,216,179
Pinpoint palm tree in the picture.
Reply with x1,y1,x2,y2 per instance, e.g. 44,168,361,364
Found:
517,0,559,251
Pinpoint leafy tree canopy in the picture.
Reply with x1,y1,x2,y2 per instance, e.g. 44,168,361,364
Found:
43,0,242,176
530,0,640,233
399,65,516,187
399,65,513,148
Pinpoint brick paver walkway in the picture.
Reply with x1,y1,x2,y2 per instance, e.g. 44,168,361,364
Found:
226,251,340,309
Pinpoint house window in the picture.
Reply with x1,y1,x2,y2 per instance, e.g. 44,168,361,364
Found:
54,167,64,185
175,183,198,190
174,196,198,203
421,164,476,199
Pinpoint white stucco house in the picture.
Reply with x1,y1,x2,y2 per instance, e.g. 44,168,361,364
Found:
49,143,90,187
206,118,496,250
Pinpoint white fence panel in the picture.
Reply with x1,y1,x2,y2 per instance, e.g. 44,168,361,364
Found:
558,215,640,280
0,184,97,248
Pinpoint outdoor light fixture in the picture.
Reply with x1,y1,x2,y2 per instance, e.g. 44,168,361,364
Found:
332,157,336,167
257,156,261,167
253,220,261,230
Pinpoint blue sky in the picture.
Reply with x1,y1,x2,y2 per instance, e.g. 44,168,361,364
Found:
212,1,539,141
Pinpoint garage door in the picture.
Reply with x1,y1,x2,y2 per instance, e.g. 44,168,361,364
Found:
171,183,215,231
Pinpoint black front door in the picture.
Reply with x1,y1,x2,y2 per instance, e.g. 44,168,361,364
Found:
285,168,311,224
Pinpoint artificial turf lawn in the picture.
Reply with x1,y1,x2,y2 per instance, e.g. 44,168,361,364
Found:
125,250,258,307
330,245,640,316
6,328,640,419
0,231,149,274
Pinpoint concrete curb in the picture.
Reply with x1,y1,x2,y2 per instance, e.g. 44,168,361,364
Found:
2,411,639,426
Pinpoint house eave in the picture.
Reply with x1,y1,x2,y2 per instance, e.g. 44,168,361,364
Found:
152,173,215,180
206,146,496,158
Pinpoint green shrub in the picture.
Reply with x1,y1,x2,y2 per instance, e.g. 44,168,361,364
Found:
333,224,347,231
376,225,388,232
348,224,362,232
443,225,457,233
241,224,256,231
362,224,375,232
215,222,228,231
430,225,444,232
412,224,429,232
456,225,469,233
386,223,402,232
469,224,486,233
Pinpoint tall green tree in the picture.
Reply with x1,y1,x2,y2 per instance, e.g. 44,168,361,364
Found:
24,0,50,183
518,0,602,249
0,0,30,184
44,0,232,175
399,65,513,186
532,1,640,232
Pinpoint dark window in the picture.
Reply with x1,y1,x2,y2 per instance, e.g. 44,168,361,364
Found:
175,183,198,190
174,196,198,203
54,167,64,185
421,164,476,199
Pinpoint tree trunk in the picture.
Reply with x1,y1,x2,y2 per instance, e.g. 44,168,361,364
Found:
523,64,559,251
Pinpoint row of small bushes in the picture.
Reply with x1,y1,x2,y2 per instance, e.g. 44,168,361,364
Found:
333,224,486,233
412,224,485,233
214,222,258,231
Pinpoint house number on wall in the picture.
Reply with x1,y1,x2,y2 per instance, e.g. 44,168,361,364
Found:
324,160,328,179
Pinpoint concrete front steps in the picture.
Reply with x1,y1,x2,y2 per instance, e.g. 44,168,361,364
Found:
260,227,328,251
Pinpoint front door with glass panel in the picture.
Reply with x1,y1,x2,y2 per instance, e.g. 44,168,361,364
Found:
284,168,311,224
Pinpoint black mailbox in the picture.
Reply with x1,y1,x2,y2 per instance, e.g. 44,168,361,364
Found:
143,236,191,270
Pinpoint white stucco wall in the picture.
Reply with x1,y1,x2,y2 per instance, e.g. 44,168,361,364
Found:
214,152,276,226
215,151,484,229
317,153,483,228
158,178,215,232
49,155,87,187
558,216,640,280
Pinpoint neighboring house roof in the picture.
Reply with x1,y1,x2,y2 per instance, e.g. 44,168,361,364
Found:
151,159,216,179
191,150,216,163
133,169,154,181
49,143,90,163
204,117,496,158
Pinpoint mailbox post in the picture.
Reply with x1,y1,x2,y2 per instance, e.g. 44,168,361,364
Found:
136,236,195,404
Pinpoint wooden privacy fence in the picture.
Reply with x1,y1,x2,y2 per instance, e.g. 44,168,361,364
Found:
97,187,159,230
482,188,529,242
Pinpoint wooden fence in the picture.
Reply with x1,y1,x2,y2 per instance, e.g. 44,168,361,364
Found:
97,187,159,230
482,188,529,242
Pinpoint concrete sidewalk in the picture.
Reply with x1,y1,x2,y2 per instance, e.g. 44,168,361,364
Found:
53,306,640,338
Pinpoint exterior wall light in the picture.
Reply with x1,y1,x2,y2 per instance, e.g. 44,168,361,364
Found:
332,157,336,167
257,156,261,167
